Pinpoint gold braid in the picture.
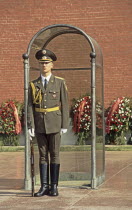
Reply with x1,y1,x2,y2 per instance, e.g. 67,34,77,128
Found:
30,82,42,104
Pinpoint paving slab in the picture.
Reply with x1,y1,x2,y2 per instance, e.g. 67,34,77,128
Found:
0,151,132,209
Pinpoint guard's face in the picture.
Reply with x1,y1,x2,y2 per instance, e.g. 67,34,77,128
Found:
39,61,53,75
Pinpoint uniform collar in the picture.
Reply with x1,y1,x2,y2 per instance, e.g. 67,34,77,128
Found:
41,73,52,83
35,75,55,93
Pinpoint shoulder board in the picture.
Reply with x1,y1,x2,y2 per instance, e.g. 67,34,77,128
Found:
30,77,41,84
55,76,64,80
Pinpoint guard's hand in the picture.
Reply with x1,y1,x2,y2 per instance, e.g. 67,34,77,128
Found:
28,128,35,137
60,129,67,135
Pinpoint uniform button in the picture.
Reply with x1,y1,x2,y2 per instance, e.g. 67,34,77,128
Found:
44,93,47,96
44,112,46,115
44,100,46,102
44,106,47,108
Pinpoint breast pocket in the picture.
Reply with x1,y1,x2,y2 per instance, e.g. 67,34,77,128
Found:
49,90,60,100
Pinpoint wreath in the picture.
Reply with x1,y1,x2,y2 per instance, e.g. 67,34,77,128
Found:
71,95,102,145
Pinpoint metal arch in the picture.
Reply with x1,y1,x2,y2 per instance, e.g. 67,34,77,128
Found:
26,24,95,54
24,24,102,190
42,29,81,49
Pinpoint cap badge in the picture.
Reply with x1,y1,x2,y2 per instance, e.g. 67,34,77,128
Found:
42,50,46,54
42,56,47,60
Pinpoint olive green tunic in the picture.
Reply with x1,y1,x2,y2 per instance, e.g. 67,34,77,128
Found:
27,74,69,134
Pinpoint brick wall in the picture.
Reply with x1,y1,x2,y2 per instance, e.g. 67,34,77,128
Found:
0,0,131,107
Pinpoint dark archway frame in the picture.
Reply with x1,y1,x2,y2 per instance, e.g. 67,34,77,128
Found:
23,24,105,190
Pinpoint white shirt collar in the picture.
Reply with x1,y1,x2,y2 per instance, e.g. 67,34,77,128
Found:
41,73,52,83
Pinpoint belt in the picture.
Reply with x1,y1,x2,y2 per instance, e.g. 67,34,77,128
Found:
35,106,59,113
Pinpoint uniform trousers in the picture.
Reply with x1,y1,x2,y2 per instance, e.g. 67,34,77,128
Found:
36,132,61,164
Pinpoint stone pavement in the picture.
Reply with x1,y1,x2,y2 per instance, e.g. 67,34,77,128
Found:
0,151,132,209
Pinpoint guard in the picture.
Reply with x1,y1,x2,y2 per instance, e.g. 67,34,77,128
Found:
28,49,69,197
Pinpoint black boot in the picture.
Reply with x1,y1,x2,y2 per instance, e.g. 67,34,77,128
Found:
34,164,49,197
49,163,60,196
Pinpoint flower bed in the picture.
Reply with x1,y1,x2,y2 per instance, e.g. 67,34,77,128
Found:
0,100,24,146
105,97,132,144
71,95,132,145
71,95,103,145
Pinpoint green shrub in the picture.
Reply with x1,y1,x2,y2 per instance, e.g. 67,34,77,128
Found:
114,136,127,145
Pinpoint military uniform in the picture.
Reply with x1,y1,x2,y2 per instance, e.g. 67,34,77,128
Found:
28,75,69,134
28,49,69,197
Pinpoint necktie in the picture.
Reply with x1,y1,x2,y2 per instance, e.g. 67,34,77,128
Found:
44,79,47,90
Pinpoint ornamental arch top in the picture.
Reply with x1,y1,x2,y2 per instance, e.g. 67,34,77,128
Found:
23,24,105,190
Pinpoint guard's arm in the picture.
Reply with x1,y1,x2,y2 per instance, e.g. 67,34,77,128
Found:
27,83,35,130
60,80,69,129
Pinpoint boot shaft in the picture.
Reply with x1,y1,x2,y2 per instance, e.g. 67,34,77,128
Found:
50,163,60,184
39,164,49,185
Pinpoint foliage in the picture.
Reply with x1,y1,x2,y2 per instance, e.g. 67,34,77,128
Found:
114,135,127,145
71,95,103,145
96,135,103,143
0,99,24,146
0,134,20,146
